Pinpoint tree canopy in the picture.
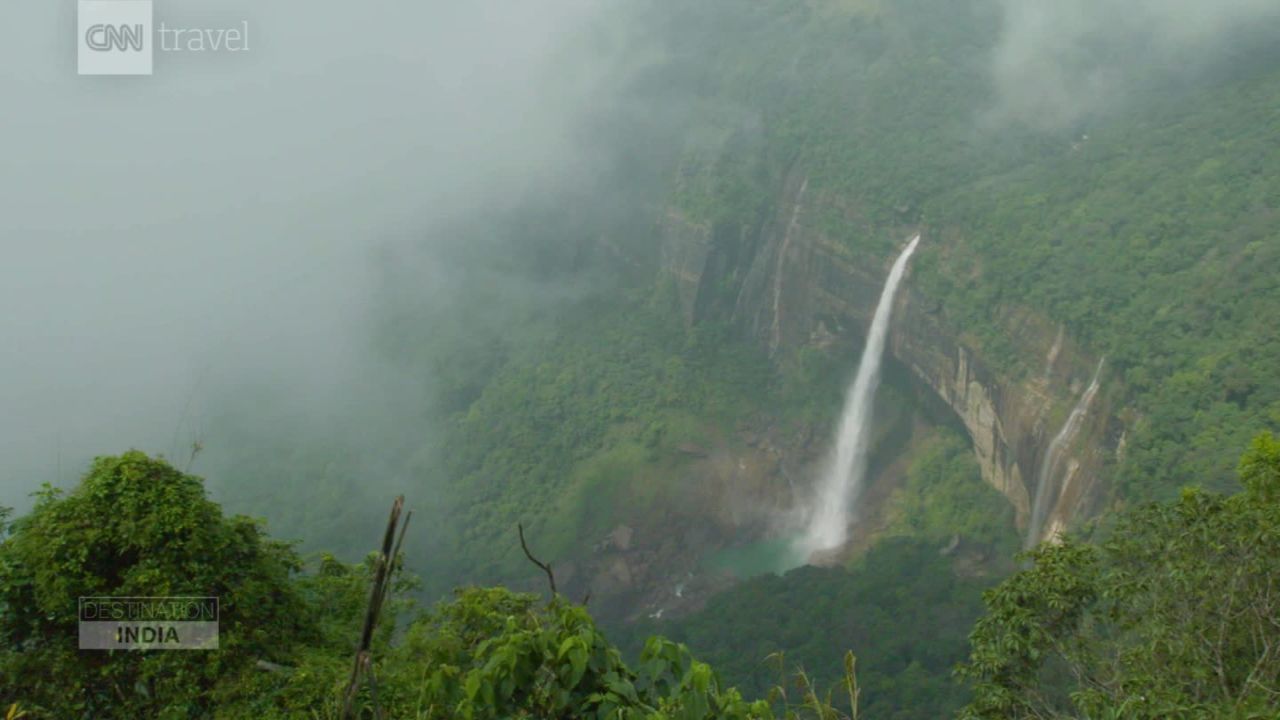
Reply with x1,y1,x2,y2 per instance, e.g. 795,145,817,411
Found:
0,452,312,717
0,453,857,719
959,434,1280,719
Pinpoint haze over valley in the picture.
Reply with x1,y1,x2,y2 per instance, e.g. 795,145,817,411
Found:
2,1,1279,717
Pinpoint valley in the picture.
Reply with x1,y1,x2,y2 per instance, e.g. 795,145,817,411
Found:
3,0,1279,717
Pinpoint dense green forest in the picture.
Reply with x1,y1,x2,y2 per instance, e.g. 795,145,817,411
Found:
192,0,1280,595
656,0,1280,508
919,66,1280,501
623,8,1280,528
428,294,774,582
613,429,1019,718
620,539,994,720
4,0,1279,716
2,437,1277,717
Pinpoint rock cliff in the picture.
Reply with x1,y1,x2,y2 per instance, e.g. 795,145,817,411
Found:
659,174,1125,543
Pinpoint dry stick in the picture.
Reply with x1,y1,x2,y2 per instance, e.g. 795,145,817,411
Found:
365,654,384,720
518,523,557,596
367,497,404,643
342,496,405,720
379,510,413,613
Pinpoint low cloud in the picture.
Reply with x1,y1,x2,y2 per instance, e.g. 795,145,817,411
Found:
0,0,663,517
988,0,1280,129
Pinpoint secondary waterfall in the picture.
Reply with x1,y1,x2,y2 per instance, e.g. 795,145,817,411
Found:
770,179,808,354
798,234,920,556
1024,358,1105,549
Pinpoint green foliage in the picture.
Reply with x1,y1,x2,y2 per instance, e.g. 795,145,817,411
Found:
201,416,395,560
381,588,770,719
207,553,405,719
920,65,1280,502
0,455,861,719
884,432,1020,554
0,452,312,718
214,585,859,719
363,587,864,720
958,434,1280,719
664,0,1280,508
7,4,1276,717
956,541,1100,719
628,537,998,720
430,293,778,583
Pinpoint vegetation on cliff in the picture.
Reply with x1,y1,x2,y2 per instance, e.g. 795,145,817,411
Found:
428,292,776,584
5,0,1277,717
958,434,1280,719
0,453,858,719
199,0,1280,602
658,0,1280,509
619,429,1018,719
3,437,1278,717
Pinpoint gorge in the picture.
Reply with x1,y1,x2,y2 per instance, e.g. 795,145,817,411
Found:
658,176,1122,562
4,0,1280,716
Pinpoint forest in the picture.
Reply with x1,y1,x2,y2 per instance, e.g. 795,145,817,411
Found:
2,437,1277,717
2,0,1279,716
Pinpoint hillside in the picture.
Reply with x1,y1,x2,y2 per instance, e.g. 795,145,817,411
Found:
3,0,1279,716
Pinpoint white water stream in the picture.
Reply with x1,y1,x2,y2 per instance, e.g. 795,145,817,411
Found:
798,234,920,556
1024,358,1105,549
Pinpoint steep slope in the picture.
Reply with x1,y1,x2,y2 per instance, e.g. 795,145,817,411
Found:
655,0,1280,542
661,174,1119,543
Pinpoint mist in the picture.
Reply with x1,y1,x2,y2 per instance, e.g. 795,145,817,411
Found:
989,0,1280,129
9,0,1269,549
0,0,661,517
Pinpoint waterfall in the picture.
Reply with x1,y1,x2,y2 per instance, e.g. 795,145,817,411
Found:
1024,358,1105,549
798,234,920,556
770,178,808,355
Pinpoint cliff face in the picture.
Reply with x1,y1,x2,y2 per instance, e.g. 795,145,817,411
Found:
659,175,1124,542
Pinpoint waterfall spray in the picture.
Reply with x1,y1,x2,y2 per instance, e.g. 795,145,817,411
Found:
1024,357,1105,549
798,234,920,557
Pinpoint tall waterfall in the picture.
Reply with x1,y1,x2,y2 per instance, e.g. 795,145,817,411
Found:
799,234,920,556
1024,358,1105,549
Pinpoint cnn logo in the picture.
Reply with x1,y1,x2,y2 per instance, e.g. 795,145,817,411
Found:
78,1,153,76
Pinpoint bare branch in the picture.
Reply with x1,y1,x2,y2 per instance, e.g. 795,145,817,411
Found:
343,496,405,719
379,510,413,612
518,522,557,596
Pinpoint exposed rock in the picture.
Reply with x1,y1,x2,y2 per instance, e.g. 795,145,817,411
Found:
676,442,708,457
809,319,839,349
607,557,633,590
610,525,634,552
658,209,714,327
658,176,1123,540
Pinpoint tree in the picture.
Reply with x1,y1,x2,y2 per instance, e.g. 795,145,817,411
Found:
0,452,311,718
0,452,856,719
958,433,1280,719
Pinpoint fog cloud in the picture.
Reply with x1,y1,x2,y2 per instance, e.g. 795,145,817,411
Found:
0,0,659,514
989,0,1280,129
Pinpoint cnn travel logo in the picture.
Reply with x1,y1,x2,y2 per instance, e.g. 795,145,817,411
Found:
78,0,251,76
